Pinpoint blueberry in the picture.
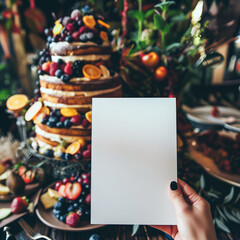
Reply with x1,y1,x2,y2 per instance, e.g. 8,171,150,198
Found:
64,119,72,128
84,5,89,11
67,205,75,212
79,33,88,42
45,149,54,157
47,36,53,43
60,152,66,160
65,35,74,43
37,69,44,75
54,201,63,209
85,32,94,41
57,59,64,65
68,200,73,205
48,116,58,124
81,191,86,197
65,153,73,161
89,234,100,240
56,122,64,128
45,56,51,62
74,153,82,161
55,69,64,78
73,60,81,66
53,209,62,215
60,74,70,83
73,202,79,209
84,184,90,191
78,198,84,204
58,197,66,203
59,215,66,222
41,118,48,124
47,121,55,128
55,214,60,220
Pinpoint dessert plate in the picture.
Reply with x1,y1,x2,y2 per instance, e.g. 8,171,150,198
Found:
36,183,105,231
188,138,240,187
184,105,240,128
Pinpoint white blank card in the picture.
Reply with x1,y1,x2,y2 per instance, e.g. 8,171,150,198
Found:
91,98,177,225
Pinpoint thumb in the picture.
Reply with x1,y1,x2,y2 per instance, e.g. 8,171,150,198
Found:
169,181,188,212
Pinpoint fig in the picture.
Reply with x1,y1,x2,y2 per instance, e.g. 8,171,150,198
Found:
6,171,25,194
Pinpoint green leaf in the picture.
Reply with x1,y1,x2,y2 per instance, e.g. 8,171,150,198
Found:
171,13,186,22
223,208,240,224
200,174,205,189
144,9,155,18
216,207,227,221
166,43,181,51
207,192,219,199
154,14,166,31
132,224,140,236
163,23,172,34
128,10,144,22
215,218,230,233
155,1,175,12
224,187,234,204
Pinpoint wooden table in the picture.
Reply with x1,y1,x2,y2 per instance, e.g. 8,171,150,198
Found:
0,215,169,240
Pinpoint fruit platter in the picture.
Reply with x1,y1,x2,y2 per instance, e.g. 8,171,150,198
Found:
188,130,240,187
37,172,103,231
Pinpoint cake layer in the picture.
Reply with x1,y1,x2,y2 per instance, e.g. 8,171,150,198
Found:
36,134,59,147
39,74,121,91
41,86,121,105
43,101,92,111
50,41,111,56
37,123,91,137
35,125,91,143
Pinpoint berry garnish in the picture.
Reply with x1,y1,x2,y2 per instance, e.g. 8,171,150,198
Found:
49,62,59,76
64,119,73,128
85,194,91,205
45,149,54,157
11,197,28,214
82,118,90,128
60,74,70,83
65,182,82,200
55,69,64,78
64,62,73,75
66,212,80,227
71,114,82,125
42,62,50,73
55,181,62,191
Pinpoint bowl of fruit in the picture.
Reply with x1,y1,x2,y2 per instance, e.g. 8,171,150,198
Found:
37,172,104,231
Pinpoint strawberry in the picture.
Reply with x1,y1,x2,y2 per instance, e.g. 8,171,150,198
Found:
49,62,59,76
64,62,73,75
58,185,67,197
11,197,28,213
71,115,82,125
82,149,91,159
18,166,35,184
42,62,51,73
72,31,80,41
66,212,80,227
65,182,81,200
85,193,91,205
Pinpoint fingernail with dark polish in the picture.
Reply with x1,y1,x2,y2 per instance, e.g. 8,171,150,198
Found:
170,181,178,191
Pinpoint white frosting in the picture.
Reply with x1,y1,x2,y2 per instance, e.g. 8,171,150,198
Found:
43,100,92,109
40,85,121,97
51,54,111,63
36,125,91,143
40,75,62,84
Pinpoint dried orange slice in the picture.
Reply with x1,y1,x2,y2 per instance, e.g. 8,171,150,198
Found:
78,138,86,148
82,64,101,80
83,15,96,28
33,106,50,124
65,141,81,155
60,108,78,117
53,20,63,36
85,111,92,123
97,19,110,29
25,101,42,121
6,94,29,111
100,31,108,41
99,65,110,77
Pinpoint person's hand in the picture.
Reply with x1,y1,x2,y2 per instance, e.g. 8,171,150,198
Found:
151,179,217,240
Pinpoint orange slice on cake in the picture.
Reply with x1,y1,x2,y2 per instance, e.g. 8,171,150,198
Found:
85,111,92,123
83,15,96,28
100,31,108,41
6,94,29,111
33,106,50,124
97,19,110,29
60,108,78,117
65,142,81,155
82,64,101,80
25,101,42,121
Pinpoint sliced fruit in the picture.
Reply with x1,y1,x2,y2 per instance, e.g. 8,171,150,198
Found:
85,111,92,123
0,183,10,195
53,21,63,36
11,197,28,214
82,64,101,80
66,212,80,227
18,166,35,184
99,65,110,77
0,208,12,220
0,170,11,182
65,182,81,200
65,142,81,155
48,188,62,199
42,62,51,73
100,31,108,41
25,101,42,121
78,138,86,148
40,192,58,209
58,185,67,197
6,94,29,111
60,108,78,117
82,15,96,28
97,19,110,29
33,106,50,124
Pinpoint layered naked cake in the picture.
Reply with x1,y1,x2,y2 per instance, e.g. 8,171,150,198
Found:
27,8,122,160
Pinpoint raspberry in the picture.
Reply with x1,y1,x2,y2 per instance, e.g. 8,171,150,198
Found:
82,118,90,128
49,62,59,76
71,115,82,125
79,26,88,34
72,31,80,41
64,62,73,75
66,212,80,227
42,62,50,73
66,23,75,32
